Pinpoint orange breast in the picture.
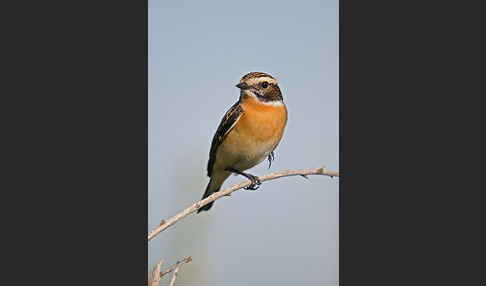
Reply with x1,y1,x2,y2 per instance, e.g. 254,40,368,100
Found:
237,95,287,146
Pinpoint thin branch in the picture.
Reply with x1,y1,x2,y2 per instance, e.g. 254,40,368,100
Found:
168,266,181,286
160,256,192,278
148,259,163,286
148,166,339,241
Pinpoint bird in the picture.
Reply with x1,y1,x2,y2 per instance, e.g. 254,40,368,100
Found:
197,72,288,213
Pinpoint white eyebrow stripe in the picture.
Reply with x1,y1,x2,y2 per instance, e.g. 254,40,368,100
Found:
246,77,278,86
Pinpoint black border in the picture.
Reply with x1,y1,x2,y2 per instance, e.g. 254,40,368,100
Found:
340,1,482,285
5,1,148,284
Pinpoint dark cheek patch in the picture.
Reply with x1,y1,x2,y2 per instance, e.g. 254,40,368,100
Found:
263,85,283,102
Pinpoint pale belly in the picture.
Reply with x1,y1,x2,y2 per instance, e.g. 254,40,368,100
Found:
215,131,276,172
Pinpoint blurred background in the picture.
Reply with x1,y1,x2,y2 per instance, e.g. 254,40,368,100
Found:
148,0,338,285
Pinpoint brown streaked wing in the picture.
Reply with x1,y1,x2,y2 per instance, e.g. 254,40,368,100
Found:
207,101,243,177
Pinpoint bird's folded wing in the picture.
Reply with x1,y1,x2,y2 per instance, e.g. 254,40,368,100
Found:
207,101,243,177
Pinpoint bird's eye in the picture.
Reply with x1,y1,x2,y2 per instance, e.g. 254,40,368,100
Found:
261,81,269,88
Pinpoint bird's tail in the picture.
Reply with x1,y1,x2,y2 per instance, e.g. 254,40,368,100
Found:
197,171,230,213
197,178,218,213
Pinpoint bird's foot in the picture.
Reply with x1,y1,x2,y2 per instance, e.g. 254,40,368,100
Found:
224,167,261,191
244,174,261,190
267,151,275,169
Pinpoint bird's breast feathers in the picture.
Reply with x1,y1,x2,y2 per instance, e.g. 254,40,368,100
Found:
215,96,287,171
237,95,287,144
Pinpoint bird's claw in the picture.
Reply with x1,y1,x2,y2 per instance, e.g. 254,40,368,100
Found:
267,151,275,169
244,174,261,190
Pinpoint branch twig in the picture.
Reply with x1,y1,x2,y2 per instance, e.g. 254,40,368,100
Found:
160,256,192,278
148,259,163,286
168,265,181,286
148,166,339,241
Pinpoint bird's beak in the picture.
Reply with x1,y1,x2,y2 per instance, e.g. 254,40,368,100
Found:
236,82,249,89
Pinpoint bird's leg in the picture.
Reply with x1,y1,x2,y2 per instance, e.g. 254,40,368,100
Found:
224,167,261,190
267,151,275,169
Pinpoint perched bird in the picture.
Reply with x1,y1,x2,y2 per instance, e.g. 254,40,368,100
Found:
197,72,288,213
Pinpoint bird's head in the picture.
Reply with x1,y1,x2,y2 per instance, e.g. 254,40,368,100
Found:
236,72,283,103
